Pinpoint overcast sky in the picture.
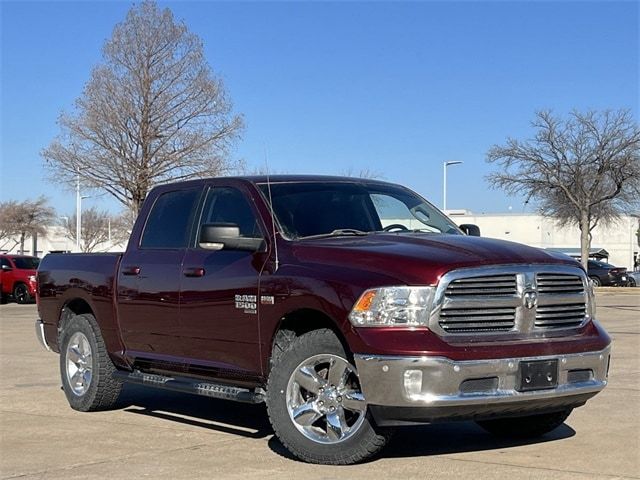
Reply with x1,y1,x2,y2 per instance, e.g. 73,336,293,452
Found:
1,1,638,216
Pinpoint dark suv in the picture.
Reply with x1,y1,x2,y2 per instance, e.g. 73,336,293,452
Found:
587,260,628,286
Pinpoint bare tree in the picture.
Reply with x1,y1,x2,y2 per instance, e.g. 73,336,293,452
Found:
62,207,131,253
341,167,385,179
42,0,244,216
487,110,640,268
0,198,56,254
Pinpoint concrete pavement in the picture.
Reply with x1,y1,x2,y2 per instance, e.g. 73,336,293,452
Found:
1,290,638,479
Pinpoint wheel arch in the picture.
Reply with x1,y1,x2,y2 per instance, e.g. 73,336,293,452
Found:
268,308,351,373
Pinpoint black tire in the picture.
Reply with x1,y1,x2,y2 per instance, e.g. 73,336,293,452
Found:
629,278,636,287
266,329,391,465
476,409,572,438
13,283,32,304
58,313,122,411
589,276,601,287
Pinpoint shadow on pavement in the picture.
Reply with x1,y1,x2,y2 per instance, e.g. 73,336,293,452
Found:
116,384,576,462
268,420,575,462
118,383,273,439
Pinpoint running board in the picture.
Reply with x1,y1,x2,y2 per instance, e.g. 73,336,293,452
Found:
113,370,265,404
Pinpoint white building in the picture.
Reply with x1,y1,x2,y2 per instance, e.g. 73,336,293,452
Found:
447,211,639,270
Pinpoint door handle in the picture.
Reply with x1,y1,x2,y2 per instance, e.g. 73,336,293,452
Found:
183,267,205,278
122,266,141,276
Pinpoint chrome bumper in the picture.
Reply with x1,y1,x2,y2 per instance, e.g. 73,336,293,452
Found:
354,347,610,409
35,319,51,352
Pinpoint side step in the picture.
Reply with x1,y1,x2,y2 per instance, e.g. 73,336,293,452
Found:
113,370,265,404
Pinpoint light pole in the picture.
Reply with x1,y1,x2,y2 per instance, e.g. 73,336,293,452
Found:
76,173,81,252
75,172,90,252
443,161,463,211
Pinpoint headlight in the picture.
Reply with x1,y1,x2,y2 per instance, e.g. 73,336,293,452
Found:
349,286,436,327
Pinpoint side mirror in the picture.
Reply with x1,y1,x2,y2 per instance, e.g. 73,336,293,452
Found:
199,223,265,251
459,224,481,237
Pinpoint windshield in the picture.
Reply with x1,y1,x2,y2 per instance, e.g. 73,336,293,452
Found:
258,181,461,239
12,257,40,269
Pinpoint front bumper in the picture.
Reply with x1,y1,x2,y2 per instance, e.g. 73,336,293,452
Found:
354,346,610,426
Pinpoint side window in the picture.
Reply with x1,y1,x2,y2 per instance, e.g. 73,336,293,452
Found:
141,188,201,249
199,187,262,239
0,257,11,268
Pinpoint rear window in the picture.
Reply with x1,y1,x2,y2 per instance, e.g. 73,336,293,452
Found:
12,257,40,269
140,188,201,249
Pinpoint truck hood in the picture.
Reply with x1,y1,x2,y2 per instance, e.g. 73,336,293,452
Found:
290,233,580,285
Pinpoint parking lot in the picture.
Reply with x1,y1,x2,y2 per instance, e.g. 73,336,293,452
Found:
0,290,638,479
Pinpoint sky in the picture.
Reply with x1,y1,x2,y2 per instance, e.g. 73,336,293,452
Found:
1,0,638,217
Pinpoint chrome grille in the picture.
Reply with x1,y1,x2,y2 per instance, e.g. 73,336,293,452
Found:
535,303,586,328
536,273,584,294
444,275,517,297
431,265,589,337
439,306,516,333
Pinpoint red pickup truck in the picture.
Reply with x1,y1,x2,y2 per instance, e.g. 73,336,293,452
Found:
36,176,611,464
1,254,39,304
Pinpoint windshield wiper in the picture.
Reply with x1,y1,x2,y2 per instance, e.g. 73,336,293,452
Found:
298,229,370,240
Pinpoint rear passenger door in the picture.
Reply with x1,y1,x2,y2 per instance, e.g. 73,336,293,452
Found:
179,183,269,381
117,187,202,362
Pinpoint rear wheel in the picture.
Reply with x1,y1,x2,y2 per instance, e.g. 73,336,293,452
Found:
629,277,636,287
59,313,122,411
13,283,31,304
589,276,601,287
476,409,572,438
266,329,390,464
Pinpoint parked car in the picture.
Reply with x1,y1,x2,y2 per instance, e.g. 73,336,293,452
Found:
0,254,39,304
627,271,640,287
587,260,628,286
35,175,611,465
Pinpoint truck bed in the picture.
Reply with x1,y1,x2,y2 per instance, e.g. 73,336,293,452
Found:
37,253,123,355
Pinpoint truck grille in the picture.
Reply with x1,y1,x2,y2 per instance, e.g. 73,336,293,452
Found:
536,273,584,294
444,275,517,297
535,303,586,328
432,266,588,337
439,306,516,333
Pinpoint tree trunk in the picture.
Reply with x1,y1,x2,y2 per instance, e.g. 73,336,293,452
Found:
19,231,26,255
579,211,590,270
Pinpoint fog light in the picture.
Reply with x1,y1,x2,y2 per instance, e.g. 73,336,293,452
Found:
403,369,423,397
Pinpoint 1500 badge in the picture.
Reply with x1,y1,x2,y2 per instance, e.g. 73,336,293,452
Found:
235,294,257,314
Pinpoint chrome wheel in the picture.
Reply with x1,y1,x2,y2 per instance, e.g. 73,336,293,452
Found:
286,354,367,444
65,332,93,396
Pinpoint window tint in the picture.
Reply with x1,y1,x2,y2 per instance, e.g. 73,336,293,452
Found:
141,188,200,249
199,187,261,239
1,257,11,268
12,257,39,269
258,182,460,239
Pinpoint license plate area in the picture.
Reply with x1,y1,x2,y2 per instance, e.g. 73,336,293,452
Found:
517,360,558,392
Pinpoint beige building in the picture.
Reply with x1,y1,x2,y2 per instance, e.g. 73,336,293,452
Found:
447,211,639,270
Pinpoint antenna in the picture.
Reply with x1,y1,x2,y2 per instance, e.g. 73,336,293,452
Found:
264,146,280,272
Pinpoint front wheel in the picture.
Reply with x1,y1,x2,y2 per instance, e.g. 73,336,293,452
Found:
266,329,390,464
13,283,32,304
59,313,122,411
476,409,572,438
